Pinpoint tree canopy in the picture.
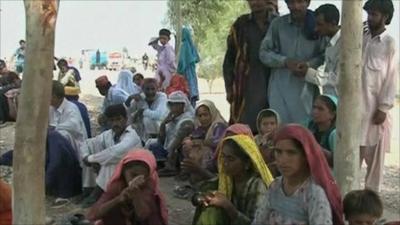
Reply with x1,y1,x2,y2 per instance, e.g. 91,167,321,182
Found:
167,0,248,91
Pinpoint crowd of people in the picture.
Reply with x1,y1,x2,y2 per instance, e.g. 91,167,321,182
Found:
0,0,399,224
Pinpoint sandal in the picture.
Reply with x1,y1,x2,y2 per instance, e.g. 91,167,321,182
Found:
173,185,194,200
51,198,70,209
69,214,91,225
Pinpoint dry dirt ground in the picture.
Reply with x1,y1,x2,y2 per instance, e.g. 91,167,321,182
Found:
0,67,399,224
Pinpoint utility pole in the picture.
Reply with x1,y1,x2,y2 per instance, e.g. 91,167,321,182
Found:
12,1,59,224
334,0,363,195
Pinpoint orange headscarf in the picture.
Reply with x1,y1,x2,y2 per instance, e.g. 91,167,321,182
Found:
165,74,190,97
0,179,12,225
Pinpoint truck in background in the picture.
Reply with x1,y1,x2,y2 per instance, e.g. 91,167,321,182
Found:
89,50,108,70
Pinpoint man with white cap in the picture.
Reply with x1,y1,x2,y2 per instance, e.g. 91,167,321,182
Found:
148,91,194,176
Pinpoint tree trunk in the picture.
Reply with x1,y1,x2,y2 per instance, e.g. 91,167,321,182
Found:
207,79,214,94
174,0,182,62
12,1,59,224
334,0,363,195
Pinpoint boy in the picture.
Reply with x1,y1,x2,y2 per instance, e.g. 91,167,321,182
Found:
149,28,176,90
343,189,383,225
254,109,280,177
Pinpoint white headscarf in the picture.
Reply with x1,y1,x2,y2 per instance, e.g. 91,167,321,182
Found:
115,70,141,95
167,91,194,115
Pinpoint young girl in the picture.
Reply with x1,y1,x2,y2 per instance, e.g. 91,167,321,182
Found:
254,109,280,177
87,149,168,225
193,135,274,225
252,124,344,225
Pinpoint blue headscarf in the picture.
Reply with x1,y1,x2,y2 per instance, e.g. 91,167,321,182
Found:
177,26,200,98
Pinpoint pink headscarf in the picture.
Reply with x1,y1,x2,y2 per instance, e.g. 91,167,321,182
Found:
102,149,168,224
274,124,344,225
224,123,254,138
213,123,254,160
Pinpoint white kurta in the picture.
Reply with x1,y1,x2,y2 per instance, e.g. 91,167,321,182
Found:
80,126,142,190
305,30,341,96
360,30,398,146
49,98,88,153
130,92,168,141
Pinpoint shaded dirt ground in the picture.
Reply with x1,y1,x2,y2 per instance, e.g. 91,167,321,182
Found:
0,67,399,223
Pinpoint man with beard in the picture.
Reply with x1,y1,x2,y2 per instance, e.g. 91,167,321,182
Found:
259,0,327,124
360,0,397,192
79,104,142,207
128,78,168,142
223,0,278,133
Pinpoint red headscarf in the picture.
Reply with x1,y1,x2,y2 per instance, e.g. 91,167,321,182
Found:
89,149,168,225
274,124,344,225
165,74,190,97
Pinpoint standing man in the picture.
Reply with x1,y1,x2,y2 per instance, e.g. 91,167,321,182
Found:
259,0,327,124
11,40,25,75
360,0,397,192
300,4,341,97
223,0,278,133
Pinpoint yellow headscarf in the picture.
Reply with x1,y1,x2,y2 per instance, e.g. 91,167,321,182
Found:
217,135,274,199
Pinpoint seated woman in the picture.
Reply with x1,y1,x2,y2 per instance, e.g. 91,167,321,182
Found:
0,71,21,124
115,70,141,96
192,135,274,225
306,94,338,167
252,124,344,225
181,100,228,184
0,179,12,225
254,109,280,177
87,149,168,225
176,123,254,190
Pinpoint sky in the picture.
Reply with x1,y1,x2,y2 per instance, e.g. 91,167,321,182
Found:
0,0,399,60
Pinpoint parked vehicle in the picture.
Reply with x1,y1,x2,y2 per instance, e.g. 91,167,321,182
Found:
90,50,108,70
108,52,122,71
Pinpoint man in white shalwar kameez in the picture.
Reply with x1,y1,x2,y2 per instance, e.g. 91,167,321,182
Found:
129,78,168,142
360,0,398,192
79,104,142,207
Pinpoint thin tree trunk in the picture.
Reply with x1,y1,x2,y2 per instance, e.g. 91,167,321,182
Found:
12,1,59,224
175,0,182,62
334,0,363,195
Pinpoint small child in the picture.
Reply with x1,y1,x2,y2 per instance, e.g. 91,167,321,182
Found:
343,189,383,225
254,109,280,177
255,109,280,147
133,73,144,87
